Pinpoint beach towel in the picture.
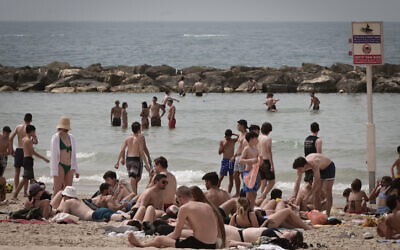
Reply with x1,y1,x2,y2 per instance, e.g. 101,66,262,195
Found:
50,212,79,224
244,158,261,189
0,219,50,224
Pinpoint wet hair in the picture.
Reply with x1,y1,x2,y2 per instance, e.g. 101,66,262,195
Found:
122,102,127,108
343,188,351,198
154,173,167,183
293,157,307,169
115,100,120,105
386,194,398,211
24,113,32,122
103,171,117,180
249,124,260,133
261,122,272,135
176,186,193,198
142,101,148,108
267,93,273,98
237,197,250,215
381,176,392,187
270,189,282,200
154,156,168,169
351,178,362,192
2,126,11,133
99,183,111,193
304,173,313,184
397,145,400,153
290,231,304,249
311,122,320,133
26,124,35,134
202,172,218,186
153,96,157,101
245,131,258,142
225,129,232,137
131,122,141,133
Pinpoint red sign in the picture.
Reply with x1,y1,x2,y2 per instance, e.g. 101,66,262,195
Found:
352,22,383,65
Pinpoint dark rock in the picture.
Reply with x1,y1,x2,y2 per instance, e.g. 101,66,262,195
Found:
258,71,297,92
45,76,75,92
59,69,81,78
145,65,176,79
0,67,17,87
297,73,338,92
14,67,39,83
116,65,136,74
45,61,71,70
134,64,151,74
336,78,366,93
374,63,400,76
181,66,219,75
105,72,126,86
69,79,105,87
301,63,326,73
37,68,60,85
279,65,299,72
203,71,226,87
230,65,262,74
374,77,400,92
138,75,154,86
330,63,354,74
85,63,103,72
110,84,143,92
18,81,45,91
344,71,361,80
154,75,180,90
181,73,200,86
122,74,143,85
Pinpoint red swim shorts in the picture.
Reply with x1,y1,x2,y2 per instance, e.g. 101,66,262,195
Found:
169,119,176,129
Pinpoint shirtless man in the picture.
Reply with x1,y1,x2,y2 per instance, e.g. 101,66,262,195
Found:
246,78,257,93
295,174,314,211
265,93,279,112
167,99,176,129
309,92,320,111
110,100,122,126
239,132,260,209
121,102,128,129
162,90,180,106
12,125,49,200
377,194,400,239
10,113,36,196
218,129,238,193
51,186,128,221
292,153,335,216
232,120,248,197
147,156,177,210
391,146,400,179
102,171,130,202
0,126,12,200
149,96,166,127
258,122,275,198
202,172,230,207
115,122,150,194
178,77,185,96
193,79,206,97
92,183,134,211
128,185,221,249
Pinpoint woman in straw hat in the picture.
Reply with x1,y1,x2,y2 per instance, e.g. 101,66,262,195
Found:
50,117,79,194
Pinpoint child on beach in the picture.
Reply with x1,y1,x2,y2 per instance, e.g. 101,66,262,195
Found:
347,178,369,214
369,176,392,215
140,102,150,129
391,146,400,179
342,188,351,213
121,102,128,129
218,129,238,193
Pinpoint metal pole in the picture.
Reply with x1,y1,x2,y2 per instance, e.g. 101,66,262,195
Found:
366,65,376,204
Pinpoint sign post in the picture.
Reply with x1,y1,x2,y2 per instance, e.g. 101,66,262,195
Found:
351,21,383,203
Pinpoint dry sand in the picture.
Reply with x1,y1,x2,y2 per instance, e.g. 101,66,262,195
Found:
0,193,399,250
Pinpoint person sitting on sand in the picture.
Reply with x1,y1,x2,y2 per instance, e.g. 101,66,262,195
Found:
24,183,54,219
224,224,304,249
0,126,12,201
229,197,258,228
110,100,122,126
140,102,150,129
149,96,166,127
295,174,314,211
218,129,238,193
369,176,392,215
391,146,400,179
202,172,230,207
100,171,131,202
377,194,400,239
92,183,135,212
342,188,351,213
121,102,128,129
265,93,279,112
128,185,225,249
51,186,129,221
347,178,369,214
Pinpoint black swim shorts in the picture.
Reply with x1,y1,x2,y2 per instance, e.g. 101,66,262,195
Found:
175,236,216,249
259,159,275,180
126,157,143,178
14,148,24,168
112,117,121,126
23,157,34,180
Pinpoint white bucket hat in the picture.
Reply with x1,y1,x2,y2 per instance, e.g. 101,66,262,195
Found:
61,186,78,198
57,116,71,131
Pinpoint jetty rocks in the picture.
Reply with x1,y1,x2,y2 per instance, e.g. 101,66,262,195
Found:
0,62,400,93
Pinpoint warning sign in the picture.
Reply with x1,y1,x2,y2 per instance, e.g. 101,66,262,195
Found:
352,22,383,65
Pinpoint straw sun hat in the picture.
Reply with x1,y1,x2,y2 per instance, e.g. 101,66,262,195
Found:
57,116,71,131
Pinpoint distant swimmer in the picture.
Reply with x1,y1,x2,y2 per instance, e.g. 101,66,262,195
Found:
193,79,207,97
178,77,186,96
265,93,279,112
149,96,166,127
167,99,176,129
309,92,320,111
162,90,180,107
247,78,257,93
121,102,128,129
391,146,400,179
110,100,122,126
140,102,150,129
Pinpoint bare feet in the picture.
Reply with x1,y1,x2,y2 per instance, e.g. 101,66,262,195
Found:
11,196,18,201
128,232,142,247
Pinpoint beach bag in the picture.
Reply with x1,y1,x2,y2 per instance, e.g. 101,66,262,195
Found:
9,207,43,220
244,158,261,189
306,210,327,225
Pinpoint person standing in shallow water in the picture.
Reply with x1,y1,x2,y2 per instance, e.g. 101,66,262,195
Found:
149,96,165,127
265,93,279,112
111,100,122,126
140,102,150,129
121,102,128,129
167,99,176,129
50,117,79,195
178,77,186,96
309,92,320,111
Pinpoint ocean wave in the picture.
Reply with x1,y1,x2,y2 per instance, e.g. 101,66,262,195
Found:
1,34,28,37
46,151,97,159
183,34,226,38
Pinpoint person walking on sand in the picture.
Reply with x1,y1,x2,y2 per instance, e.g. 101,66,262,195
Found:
10,113,36,197
115,122,150,194
12,125,49,200
391,146,400,179
265,93,279,112
292,153,335,216
110,100,122,126
218,129,238,193
0,126,12,198
309,92,320,111
121,102,128,129
232,120,248,197
50,117,79,195
140,102,150,129
258,122,275,199
149,96,166,127
167,99,176,129
178,77,186,96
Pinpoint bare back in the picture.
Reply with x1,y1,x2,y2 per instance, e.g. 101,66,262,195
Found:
60,199,93,221
258,134,271,160
14,124,27,147
205,188,230,207
164,172,177,205
126,135,141,157
135,186,164,210
305,153,332,171
0,134,10,156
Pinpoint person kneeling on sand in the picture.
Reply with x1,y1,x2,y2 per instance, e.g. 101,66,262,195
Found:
128,185,224,249
51,186,128,221
24,183,54,219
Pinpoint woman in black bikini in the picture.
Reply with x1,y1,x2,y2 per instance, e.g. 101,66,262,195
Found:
229,197,259,228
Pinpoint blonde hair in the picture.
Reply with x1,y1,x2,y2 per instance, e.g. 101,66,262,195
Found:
237,197,250,215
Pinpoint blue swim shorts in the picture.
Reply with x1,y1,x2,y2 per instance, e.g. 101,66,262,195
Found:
92,208,116,221
220,158,234,176
242,171,259,193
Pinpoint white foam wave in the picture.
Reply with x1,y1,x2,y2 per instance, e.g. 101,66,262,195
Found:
46,151,96,159
183,34,226,38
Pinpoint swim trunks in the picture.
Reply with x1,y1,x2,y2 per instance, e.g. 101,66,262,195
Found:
91,207,116,221
179,88,185,96
195,92,203,97
267,105,276,111
320,161,335,180
126,157,143,178
168,119,176,129
0,156,7,176
112,117,121,126
259,159,275,180
121,200,136,211
175,236,216,249
23,156,34,180
14,148,24,168
242,170,259,193
313,106,320,110
233,155,245,173
220,158,234,176
151,116,161,127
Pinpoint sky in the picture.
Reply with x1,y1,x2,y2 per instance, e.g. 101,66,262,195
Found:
0,0,399,22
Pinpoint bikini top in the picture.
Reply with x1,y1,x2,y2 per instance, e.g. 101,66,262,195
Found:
234,211,252,228
378,192,388,199
60,137,72,152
